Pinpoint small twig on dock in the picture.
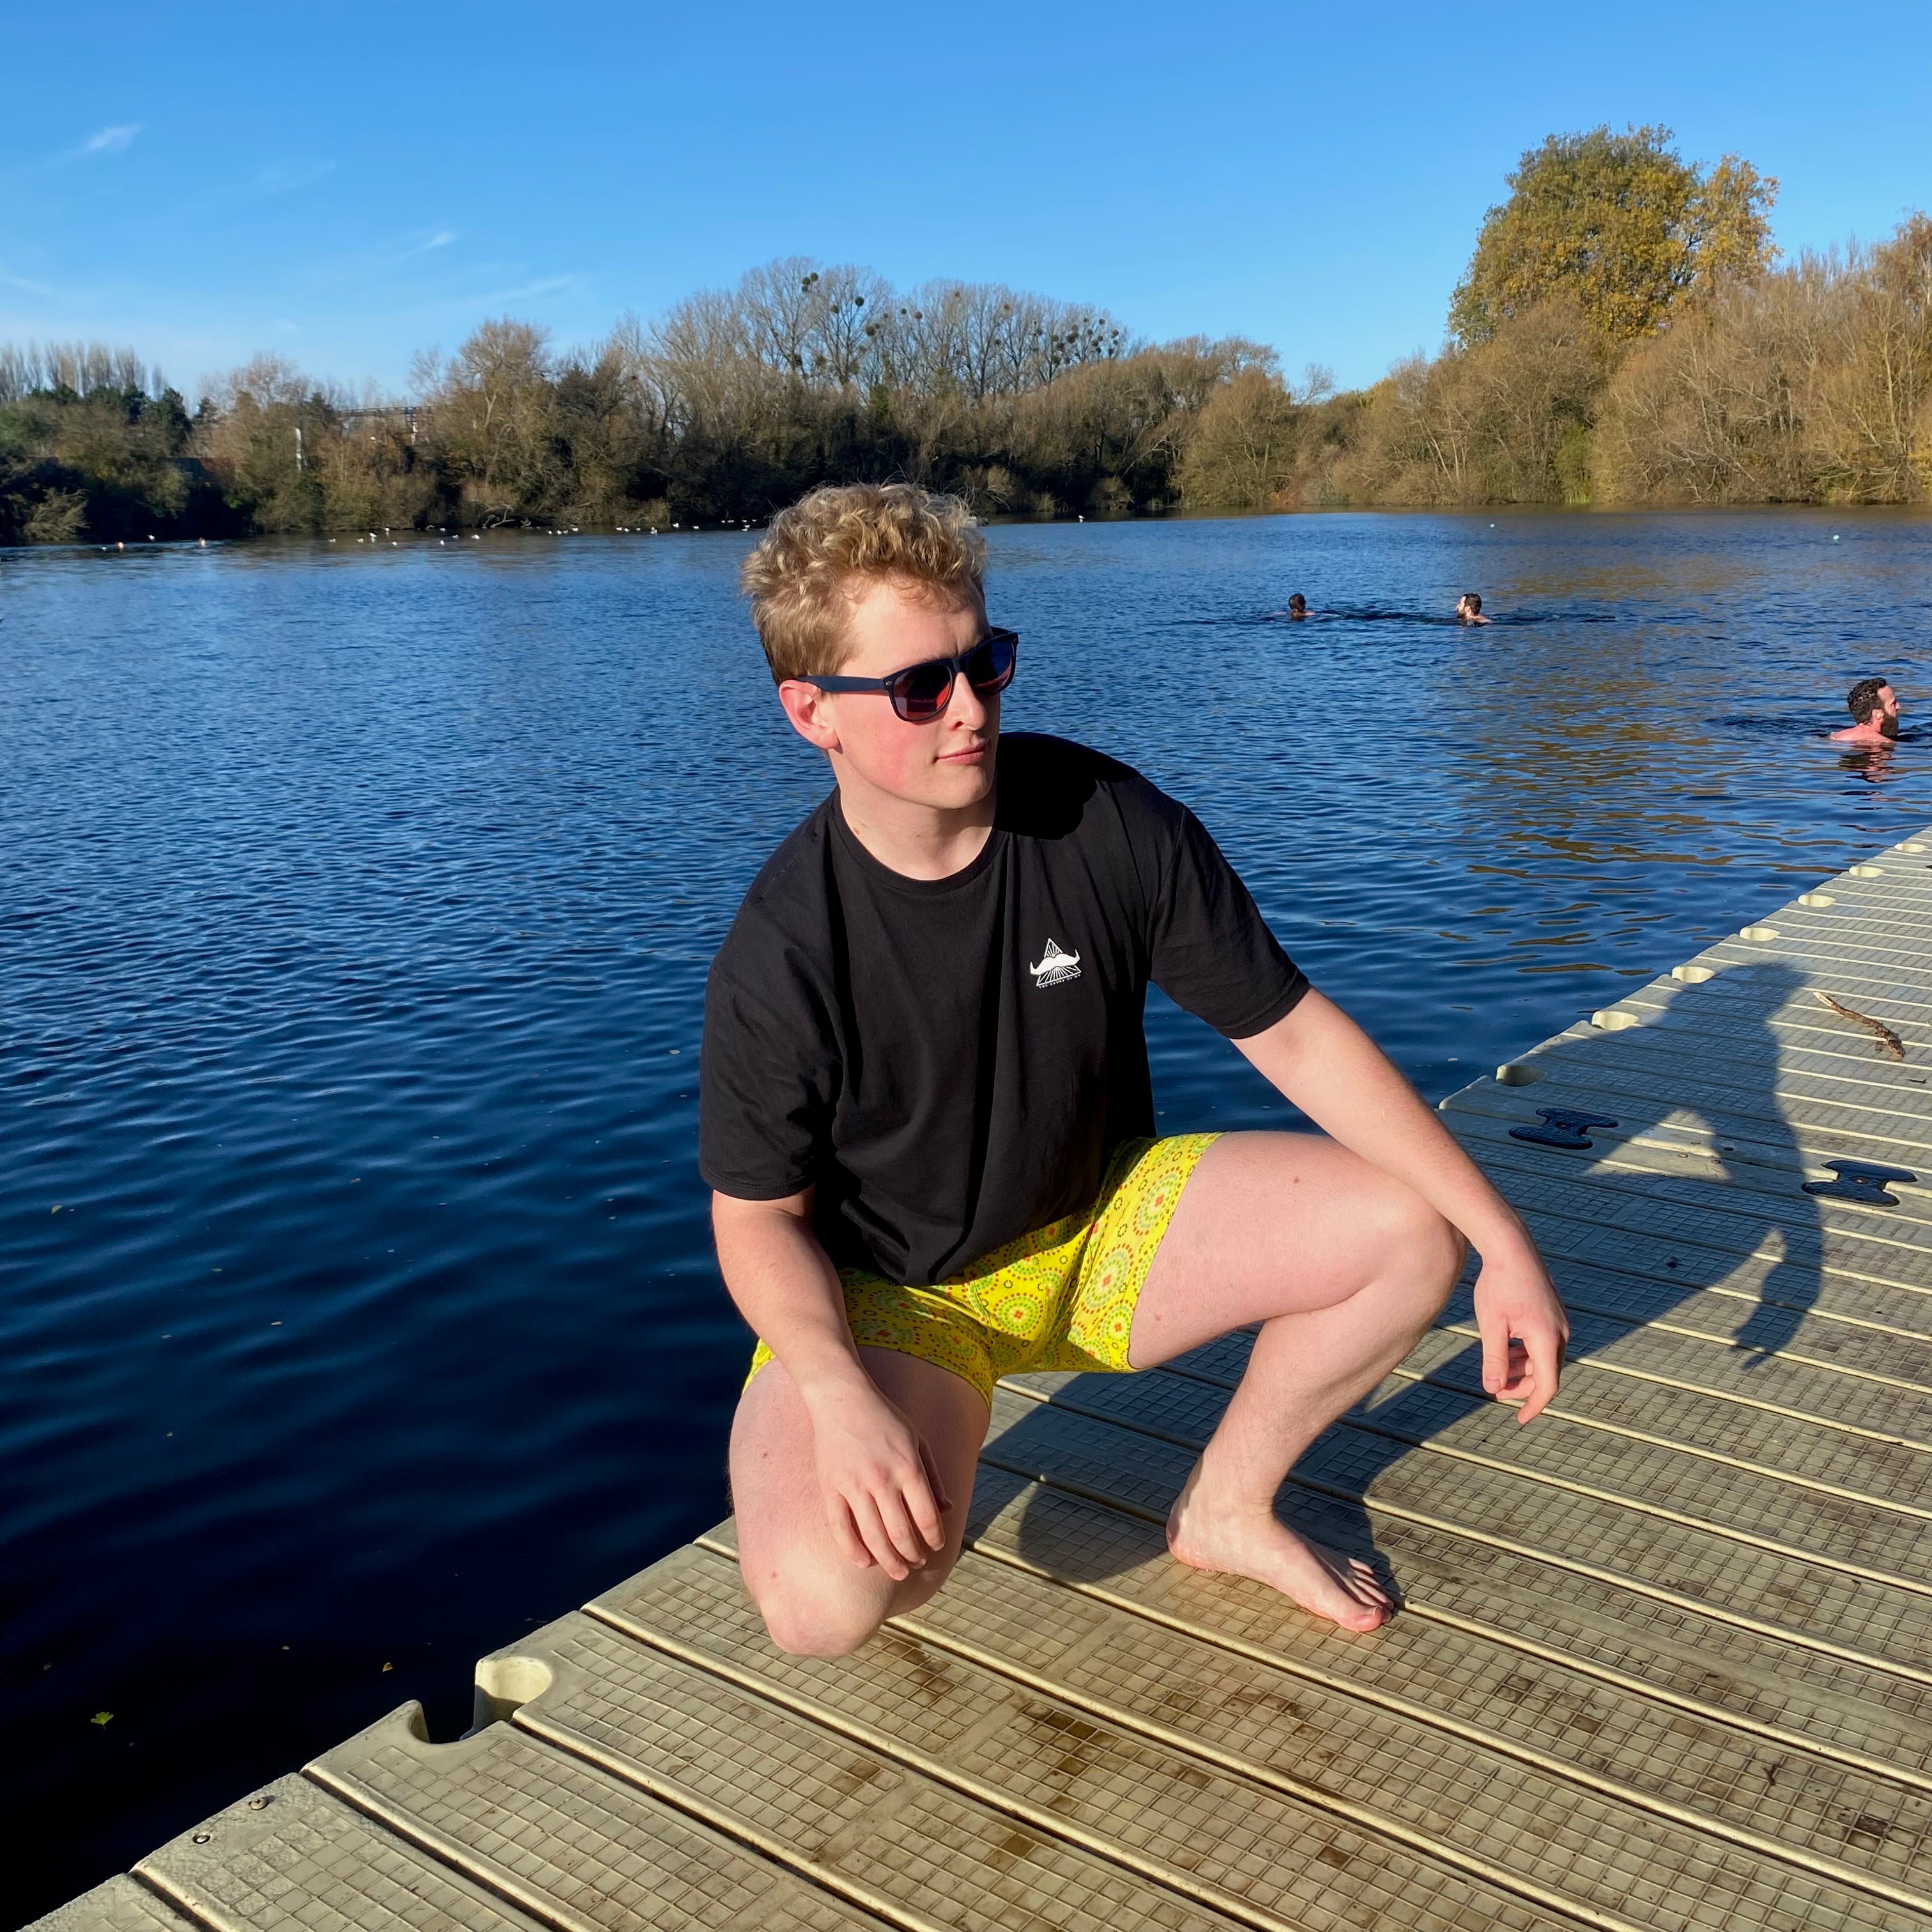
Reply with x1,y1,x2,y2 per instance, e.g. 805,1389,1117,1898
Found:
1814,990,1906,1059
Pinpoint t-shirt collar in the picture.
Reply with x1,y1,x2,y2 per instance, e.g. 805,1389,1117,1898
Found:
828,787,1007,897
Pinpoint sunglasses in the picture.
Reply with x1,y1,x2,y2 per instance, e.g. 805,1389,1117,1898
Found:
801,628,1018,723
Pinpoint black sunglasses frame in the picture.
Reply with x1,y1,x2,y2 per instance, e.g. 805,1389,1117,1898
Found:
799,629,1018,723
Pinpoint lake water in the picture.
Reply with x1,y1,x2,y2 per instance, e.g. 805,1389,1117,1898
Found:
3,509,1928,1922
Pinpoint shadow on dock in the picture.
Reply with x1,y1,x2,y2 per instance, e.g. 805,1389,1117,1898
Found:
1003,958,1825,1591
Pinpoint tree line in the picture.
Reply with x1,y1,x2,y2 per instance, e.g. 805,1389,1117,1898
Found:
1294,129,1932,507
4,128,1928,543
0,267,1287,540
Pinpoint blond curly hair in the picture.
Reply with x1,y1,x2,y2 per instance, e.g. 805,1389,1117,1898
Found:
740,482,987,684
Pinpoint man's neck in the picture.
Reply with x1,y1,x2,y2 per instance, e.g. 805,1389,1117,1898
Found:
831,762,997,882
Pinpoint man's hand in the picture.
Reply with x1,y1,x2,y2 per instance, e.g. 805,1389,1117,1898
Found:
802,1377,952,1579
712,1186,953,1577
1232,993,1570,1429
1471,1247,1568,1423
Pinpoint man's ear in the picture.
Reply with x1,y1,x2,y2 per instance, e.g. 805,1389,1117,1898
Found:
777,678,843,753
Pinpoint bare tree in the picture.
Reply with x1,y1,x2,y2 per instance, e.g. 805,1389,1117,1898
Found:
415,319,560,522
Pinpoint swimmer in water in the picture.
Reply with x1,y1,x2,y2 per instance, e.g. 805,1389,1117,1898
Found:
1286,594,1308,619
1829,676,1901,746
1456,592,1491,625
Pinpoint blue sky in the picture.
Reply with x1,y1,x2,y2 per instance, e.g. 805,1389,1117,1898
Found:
4,1,1927,399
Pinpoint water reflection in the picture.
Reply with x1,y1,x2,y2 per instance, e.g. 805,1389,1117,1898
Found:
1839,744,1902,784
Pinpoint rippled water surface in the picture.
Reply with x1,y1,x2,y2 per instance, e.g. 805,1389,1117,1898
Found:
3,510,1928,1921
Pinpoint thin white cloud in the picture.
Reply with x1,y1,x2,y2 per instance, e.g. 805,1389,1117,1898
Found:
8,122,145,179
2,269,63,299
472,273,579,304
249,159,336,197
385,272,584,325
389,227,458,261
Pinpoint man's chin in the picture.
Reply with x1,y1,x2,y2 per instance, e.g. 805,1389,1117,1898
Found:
946,766,996,801
928,755,995,803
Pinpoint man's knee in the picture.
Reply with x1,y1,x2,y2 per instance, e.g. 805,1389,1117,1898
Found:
760,1591,882,1659
1416,1206,1468,1305
1381,1184,1466,1307
747,1556,953,1659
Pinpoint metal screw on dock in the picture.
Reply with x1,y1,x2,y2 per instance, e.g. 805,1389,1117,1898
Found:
1508,1107,1619,1150
1802,1159,1918,1206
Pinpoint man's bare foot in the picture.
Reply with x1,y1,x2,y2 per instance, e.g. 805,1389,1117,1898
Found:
1166,1476,1392,1632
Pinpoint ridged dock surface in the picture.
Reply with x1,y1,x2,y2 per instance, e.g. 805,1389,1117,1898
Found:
36,831,1932,1932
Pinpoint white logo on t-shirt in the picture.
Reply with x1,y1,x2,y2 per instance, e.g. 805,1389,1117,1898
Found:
1030,937,1082,988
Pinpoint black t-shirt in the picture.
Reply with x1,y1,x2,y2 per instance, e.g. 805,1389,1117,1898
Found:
699,733,1307,1285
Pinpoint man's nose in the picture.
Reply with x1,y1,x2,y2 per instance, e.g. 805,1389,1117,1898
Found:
949,672,990,728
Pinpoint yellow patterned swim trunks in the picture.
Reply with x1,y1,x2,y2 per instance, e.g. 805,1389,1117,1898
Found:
746,1133,1219,1409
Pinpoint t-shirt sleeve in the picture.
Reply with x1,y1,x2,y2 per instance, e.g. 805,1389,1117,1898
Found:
1146,801,1308,1038
699,933,837,1200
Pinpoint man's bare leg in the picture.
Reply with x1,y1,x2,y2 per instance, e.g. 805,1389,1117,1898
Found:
731,1347,989,1658
1130,1131,1466,1630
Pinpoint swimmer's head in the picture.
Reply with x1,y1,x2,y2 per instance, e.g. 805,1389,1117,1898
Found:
1457,592,1482,616
1287,593,1307,617
1847,676,1900,734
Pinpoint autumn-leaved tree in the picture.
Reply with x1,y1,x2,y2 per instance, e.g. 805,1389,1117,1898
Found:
416,319,562,524
1449,126,1777,347
197,354,328,531
1177,363,1301,509
1593,213,1932,503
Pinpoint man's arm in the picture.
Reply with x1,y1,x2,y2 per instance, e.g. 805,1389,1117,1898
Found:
1233,988,1568,1421
712,1188,949,1576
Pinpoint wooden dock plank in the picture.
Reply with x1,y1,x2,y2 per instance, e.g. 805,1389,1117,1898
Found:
951,1462,1932,1793
306,1710,895,1932
1009,1354,1932,1639
1575,979,1932,1043
427,1614,1261,1932
27,1879,197,1932
1449,1107,1932,1225
1180,1308,1932,1506
1426,1293,1932,1453
1423,1299,1932,1443
1059,1367,1932,1669
31,829,1932,1932
647,1524,1932,1921
1482,1264,1932,1395
1615,953,1932,1027
1472,1169,1932,1301
1446,1091,1932,1211
981,1379,1932,1706
1390,1326,1932,1510
134,1774,552,1932
1476,1012,1932,1120
576,1565,1571,1932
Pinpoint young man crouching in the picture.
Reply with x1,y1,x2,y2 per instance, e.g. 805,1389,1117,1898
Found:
701,483,1567,1658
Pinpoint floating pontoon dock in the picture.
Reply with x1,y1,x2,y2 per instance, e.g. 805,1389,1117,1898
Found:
39,832,1932,1932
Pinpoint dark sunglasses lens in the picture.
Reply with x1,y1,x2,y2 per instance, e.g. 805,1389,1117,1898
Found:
966,632,1016,693
892,659,957,720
